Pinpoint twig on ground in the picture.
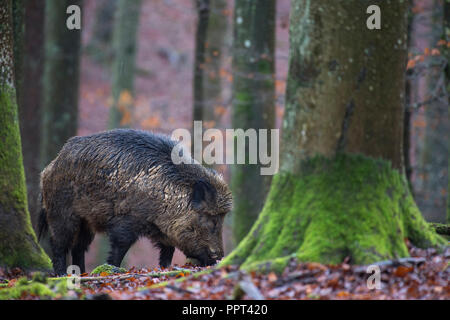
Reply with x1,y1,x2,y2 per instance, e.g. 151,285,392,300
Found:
48,268,195,283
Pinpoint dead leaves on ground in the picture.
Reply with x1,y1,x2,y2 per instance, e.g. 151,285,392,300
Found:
0,246,448,300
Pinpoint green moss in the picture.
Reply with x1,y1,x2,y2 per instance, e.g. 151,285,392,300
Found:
0,282,54,300
0,86,52,272
52,279,70,296
91,263,126,275
32,272,48,284
231,163,265,245
0,276,53,300
222,154,446,272
241,256,294,274
0,87,27,213
0,276,76,300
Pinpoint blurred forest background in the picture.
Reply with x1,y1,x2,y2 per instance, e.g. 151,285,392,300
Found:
9,0,448,272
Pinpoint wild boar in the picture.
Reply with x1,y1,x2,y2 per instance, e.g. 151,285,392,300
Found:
38,129,232,275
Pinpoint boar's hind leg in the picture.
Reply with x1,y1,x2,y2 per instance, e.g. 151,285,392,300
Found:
71,220,94,274
156,243,175,268
106,224,138,267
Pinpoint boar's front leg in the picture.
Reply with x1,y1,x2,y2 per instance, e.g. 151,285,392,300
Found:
156,242,175,268
50,237,68,276
106,224,138,267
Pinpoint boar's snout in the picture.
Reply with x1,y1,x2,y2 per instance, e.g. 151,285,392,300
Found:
190,246,224,267
208,247,224,261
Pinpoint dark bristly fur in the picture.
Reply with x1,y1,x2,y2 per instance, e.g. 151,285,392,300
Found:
39,129,232,275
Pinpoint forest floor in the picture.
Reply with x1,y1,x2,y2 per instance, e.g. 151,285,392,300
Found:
0,244,448,300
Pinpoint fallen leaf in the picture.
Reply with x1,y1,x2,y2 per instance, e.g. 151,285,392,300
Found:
267,272,278,283
393,266,413,277
336,291,350,298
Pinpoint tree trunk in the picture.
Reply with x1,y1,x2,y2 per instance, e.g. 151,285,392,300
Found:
404,6,414,192
108,0,142,129
192,0,230,154
203,0,231,252
203,0,229,123
192,0,210,125
409,0,448,223
0,0,51,271
18,0,46,229
85,0,118,64
445,0,450,223
223,0,445,271
191,0,210,159
12,0,24,104
230,0,276,245
41,0,83,168
191,0,232,252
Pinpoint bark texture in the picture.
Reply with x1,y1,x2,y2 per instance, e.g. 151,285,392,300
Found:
86,0,118,64
108,0,142,129
202,0,229,122
41,0,83,167
18,0,46,228
12,0,24,104
231,0,276,245
193,0,211,124
409,0,448,223
0,0,51,271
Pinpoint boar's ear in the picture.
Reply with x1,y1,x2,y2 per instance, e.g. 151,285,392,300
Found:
192,180,216,210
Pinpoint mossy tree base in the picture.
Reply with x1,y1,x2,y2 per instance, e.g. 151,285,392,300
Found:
0,88,52,272
222,155,446,272
0,0,51,272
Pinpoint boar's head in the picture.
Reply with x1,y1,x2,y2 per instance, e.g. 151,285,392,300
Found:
165,173,232,266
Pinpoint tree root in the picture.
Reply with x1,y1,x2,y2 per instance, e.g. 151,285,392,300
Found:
429,223,450,236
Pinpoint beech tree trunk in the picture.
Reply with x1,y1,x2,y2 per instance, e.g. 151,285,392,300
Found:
222,0,445,271
12,0,24,104
108,0,142,129
18,0,46,228
446,0,450,223
203,0,228,123
192,0,210,125
41,0,83,167
86,0,118,64
409,0,448,223
192,0,230,156
0,0,51,271
231,0,276,245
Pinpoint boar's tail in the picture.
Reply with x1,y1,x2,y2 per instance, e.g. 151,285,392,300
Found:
37,193,48,241
38,208,48,241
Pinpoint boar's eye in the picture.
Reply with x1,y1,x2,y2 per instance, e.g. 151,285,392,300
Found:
209,216,220,233
206,219,217,233
197,214,218,232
